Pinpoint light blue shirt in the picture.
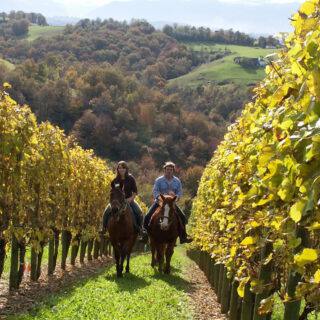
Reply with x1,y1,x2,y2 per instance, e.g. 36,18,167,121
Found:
152,175,182,201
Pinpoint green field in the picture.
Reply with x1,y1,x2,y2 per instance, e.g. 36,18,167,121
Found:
0,58,15,70
9,247,194,320
27,25,64,41
169,42,278,88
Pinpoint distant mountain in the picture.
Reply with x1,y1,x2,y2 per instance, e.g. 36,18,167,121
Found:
88,0,302,34
47,16,80,26
0,0,67,17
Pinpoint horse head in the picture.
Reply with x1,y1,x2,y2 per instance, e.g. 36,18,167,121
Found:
158,194,177,231
110,185,127,221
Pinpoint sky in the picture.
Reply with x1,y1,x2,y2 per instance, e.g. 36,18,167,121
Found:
51,0,305,19
0,0,305,33
56,0,304,7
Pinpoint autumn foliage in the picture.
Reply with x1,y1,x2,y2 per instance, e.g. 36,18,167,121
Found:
191,0,320,314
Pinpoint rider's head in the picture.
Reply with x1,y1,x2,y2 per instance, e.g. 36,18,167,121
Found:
116,161,129,178
163,161,175,178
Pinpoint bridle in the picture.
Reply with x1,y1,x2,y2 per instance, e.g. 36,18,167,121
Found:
110,188,128,220
159,200,176,231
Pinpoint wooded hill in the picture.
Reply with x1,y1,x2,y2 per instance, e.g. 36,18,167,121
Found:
0,15,253,201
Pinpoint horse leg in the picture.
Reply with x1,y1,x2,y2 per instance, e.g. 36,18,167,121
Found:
118,246,127,277
125,253,131,273
113,245,122,278
164,242,175,274
157,244,165,273
150,238,157,268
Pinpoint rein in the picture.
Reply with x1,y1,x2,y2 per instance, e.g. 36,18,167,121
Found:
112,200,128,216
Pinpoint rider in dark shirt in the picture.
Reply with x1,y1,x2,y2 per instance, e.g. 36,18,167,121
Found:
103,161,143,234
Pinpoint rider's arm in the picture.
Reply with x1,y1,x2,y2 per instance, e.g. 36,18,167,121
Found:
152,178,161,200
175,178,183,202
127,175,138,203
127,192,137,203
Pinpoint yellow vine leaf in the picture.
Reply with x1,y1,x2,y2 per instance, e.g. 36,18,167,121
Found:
300,1,316,15
240,236,257,246
237,277,249,298
314,269,320,283
289,199,307,222
294,248,318,266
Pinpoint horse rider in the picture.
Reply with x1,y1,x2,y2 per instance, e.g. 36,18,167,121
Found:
103,161,145,239
143,161,193,244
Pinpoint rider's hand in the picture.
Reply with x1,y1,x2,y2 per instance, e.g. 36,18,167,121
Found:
126,197,133,203
168,191,175,196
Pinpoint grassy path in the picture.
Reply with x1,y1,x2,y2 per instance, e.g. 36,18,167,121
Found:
9,247,195,320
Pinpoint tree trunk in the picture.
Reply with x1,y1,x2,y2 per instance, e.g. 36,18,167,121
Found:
61,230,72,270
217,263,225,303
213,263,221,293
230,279,242,320
17,241,26,286
30,247,37,281
221,266,232,314
87,239,93,261
70,234,80,266
0,238,6,278
53,229,60,270
35,242,44,280
284,227,309,320
253,242,273,320
93,238,100,259
241,283,255,320
79,240,87,264
9,235,19,290
48,234,55,275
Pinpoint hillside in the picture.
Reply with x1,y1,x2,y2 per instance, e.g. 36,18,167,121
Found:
0,58,14,70
0,17,251,202
27,25,64,41
169,43,277,88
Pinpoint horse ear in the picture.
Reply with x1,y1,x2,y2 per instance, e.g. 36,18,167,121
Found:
172,195,177,202
160,194,165,201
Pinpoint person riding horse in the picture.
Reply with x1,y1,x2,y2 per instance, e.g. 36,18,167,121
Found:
143,161,193,244
103,161,144,237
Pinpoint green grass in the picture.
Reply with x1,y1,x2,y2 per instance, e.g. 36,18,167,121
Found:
168,42,278,88
27,25,64,41
7,247,194,320
0,58,15,70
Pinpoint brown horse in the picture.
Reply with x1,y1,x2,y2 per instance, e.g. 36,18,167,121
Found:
148,194,179,274
107,187,138,277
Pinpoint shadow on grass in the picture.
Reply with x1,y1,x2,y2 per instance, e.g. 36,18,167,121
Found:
3,261,115,319
104,272,150,293
151,271,196,293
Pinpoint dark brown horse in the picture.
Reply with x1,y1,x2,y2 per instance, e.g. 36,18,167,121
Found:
148,194,179,274
107,187,138,277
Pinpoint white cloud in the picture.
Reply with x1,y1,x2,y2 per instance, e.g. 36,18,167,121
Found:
55,0,304,5
219,0,303,2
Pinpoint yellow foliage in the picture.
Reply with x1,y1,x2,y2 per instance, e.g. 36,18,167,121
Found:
190,0,320,304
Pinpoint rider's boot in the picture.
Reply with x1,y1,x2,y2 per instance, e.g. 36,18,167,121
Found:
176,217,193,244
179,228,193,244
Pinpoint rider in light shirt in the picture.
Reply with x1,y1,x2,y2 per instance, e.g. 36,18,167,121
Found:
143,161,193,244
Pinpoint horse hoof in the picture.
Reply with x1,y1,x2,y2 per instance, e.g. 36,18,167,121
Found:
126,269,130,273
